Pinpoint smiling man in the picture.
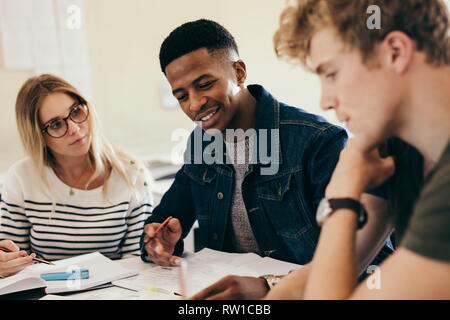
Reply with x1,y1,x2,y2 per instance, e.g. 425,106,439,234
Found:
139,19,392,299
266,0,450,299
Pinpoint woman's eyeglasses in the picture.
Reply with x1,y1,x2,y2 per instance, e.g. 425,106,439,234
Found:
41,104,89,138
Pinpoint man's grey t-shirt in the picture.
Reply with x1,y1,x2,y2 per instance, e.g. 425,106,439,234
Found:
223,133,260,254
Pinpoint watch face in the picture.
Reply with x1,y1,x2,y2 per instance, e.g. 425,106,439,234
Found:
316,198,332,226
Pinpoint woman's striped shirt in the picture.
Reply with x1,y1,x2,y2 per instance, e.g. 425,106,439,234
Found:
0,158,153,261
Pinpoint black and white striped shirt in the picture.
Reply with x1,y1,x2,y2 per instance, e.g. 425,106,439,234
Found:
0,158,153,261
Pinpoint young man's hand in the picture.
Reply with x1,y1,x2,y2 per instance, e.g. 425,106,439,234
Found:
143,218,182,267
325,139,395,199
189,275,269,300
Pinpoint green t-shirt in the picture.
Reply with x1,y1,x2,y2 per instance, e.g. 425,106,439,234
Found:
401,140,450,261
385,139,424,244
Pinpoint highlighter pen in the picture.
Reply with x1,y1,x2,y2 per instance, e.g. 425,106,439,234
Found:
41,269,89,281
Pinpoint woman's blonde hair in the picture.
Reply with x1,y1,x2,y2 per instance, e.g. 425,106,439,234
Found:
15,74,142,202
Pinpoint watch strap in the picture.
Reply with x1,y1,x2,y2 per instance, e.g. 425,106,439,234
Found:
328,198,368,229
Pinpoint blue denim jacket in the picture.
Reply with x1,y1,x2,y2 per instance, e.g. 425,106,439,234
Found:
141,85,347,264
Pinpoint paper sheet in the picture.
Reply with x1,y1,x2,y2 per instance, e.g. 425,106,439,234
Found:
112,248,302,297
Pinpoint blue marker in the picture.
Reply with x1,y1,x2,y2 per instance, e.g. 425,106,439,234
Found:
40,269,89,281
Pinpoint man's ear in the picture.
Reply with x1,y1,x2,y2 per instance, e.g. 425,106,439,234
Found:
234,60,247,85
380,31,415,74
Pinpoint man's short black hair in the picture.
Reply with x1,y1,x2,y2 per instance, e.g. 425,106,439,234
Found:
159,19,239,74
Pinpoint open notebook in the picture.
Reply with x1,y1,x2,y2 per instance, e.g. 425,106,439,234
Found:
0,252,137,296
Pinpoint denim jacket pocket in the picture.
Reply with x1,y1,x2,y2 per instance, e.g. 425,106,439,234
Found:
183,165,217,185
256,172,312,239
183,165,217,229
257,172,293,201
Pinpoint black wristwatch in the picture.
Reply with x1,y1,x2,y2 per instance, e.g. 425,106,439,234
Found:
316,198,368,229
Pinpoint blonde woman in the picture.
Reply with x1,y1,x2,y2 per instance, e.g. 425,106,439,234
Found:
0,74,153,277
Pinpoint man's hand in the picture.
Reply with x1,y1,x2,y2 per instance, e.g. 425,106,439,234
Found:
189,275,269,300
143,218,182,267
326,139,395,199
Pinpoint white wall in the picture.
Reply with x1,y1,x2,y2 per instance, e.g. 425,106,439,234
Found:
0,0,337,180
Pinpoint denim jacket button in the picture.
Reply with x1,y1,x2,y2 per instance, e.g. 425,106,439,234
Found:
217,192,224,200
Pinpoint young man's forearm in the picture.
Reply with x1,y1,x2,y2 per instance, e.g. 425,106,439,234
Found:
303,210,358,299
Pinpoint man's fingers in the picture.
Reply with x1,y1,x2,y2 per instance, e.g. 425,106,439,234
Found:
147,237,168,255
204,291,235,300
151,254,180,267
170,256,181,267
145,239,180,267
145,238,164,258
190,284,220,300
167,218,182,234
144,223,158,240
191,287,232,300
374,155,395,186
144,239,156,256
143,219,182,267
190,276,230,300
144,219,181,243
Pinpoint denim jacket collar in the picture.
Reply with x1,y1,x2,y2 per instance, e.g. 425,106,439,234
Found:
248,84,282,166
184,84,282,168
249,84,279,132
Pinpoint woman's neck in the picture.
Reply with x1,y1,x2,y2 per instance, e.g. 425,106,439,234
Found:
52,154,94,189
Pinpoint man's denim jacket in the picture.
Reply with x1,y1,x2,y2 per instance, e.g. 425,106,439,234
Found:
141,85,347,265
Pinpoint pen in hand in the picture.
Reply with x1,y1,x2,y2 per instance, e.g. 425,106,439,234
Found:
144,216,173,244
0,247,54,265
143,216,183,267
